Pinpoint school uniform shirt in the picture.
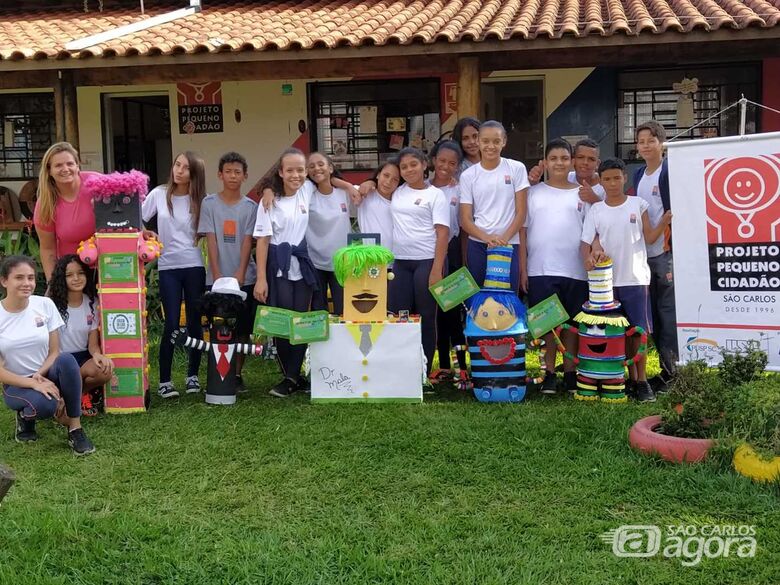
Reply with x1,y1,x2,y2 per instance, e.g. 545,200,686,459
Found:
142,186,203,271
357,190,394,251
253,181,315,281
567,171,606,200
390,184,449,260
306,187,352,271
636,166,665,258
459,157,530,245
59,294,98,354
0,296,63,377
581,197,651,287
198,194,258,286
526,182,589,280
427,181,461,239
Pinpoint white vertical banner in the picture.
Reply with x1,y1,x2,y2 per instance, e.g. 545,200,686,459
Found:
667,132,780,371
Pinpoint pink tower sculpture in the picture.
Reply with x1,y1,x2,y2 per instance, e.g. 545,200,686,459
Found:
78,171,161,413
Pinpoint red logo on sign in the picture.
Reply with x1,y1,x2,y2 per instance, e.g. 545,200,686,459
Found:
704,154,780,243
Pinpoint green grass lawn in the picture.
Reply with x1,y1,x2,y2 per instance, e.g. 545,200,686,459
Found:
1,340,778,584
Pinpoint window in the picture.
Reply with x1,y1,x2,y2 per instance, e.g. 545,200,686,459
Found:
309,79,441,171
0,93,55,180
617,65,760,161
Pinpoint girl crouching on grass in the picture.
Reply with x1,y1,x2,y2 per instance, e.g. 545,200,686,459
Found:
47,254,113,416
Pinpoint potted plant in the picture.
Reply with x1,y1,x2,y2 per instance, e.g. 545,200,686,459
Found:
629,349,768,464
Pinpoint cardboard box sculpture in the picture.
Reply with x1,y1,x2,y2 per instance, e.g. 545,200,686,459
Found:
78,171,161,413
310,241,424,403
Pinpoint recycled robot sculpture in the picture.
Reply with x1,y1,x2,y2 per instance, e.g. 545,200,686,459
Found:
463,246,528,403
171,277,265,405
557,260,648,403
77,171,161,413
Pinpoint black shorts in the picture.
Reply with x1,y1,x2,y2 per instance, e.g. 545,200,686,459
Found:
70,350,92,367
528,276,588,321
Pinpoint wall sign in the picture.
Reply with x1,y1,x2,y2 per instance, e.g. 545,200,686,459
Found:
177,82,224,134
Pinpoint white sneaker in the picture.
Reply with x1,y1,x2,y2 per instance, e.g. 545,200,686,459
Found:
158,383,180,399
185,376,201,394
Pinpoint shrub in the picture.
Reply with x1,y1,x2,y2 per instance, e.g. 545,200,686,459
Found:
718,347,768,390
660,360,723,439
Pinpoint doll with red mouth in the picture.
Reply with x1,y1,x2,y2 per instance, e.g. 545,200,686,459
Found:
171,278,264,405
558,260,647,403
464,246,527,402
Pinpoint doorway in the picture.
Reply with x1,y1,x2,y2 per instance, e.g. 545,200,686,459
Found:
481,79,545,171
102,94,172,186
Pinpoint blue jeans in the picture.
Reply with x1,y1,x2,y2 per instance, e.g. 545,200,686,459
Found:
159,266,206,383
3,353,82,420
466,240,520,292
389,258,437,375
648,252,678,377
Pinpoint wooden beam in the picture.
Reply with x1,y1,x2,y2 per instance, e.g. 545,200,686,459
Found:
53,73,65,143
457,56,480,119
63,71,79,149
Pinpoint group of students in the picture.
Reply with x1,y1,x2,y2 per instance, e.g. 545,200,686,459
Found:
0,115,678,455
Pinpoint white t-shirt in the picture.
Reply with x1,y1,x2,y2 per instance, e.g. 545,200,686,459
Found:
459,157,530,245
306,187,352,271
0,296,63,377
142,186,203,271
357,190,394,250
526,182,589,280
391,183,450,260
428,181,461,239
636,166,665,258
581,197,651,286
253,181,315,281
567,171,606,200
59,294,98,354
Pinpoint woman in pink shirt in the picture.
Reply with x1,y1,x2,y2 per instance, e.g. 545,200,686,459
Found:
33,142,101,282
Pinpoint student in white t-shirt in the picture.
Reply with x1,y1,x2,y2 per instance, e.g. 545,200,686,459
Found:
253,148,319,398
521,139,590,394
142,152,206,399
47,254,113,416
428,140,468,380
389,147,450,376
581,158,672,403
304,152,354,316
357,160,401,250
528,138,605,204
459,120,529,292
0,256,95,454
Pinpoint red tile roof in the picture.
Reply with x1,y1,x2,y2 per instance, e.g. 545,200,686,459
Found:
1,0,779,61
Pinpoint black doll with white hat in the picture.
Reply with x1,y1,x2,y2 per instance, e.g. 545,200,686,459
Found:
171,277,263,405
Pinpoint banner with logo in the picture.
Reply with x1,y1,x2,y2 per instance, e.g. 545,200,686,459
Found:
667,132,780,371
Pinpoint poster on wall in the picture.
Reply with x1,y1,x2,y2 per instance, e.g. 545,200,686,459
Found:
177,82,224,134
667,132,780,371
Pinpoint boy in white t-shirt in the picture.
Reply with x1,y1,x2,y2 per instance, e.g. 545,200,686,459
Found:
521,138,589,394
459,120,529,292
528,138,605,204
580,158,672,403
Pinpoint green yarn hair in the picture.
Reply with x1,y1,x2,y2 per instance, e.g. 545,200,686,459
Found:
333,243,394,286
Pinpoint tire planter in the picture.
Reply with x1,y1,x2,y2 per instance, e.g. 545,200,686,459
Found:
628,415,715,464
733,444,780,483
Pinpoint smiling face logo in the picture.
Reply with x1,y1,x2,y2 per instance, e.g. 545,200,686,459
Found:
705,154,780,243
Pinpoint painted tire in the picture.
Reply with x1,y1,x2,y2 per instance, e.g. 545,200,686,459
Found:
628,415,715,463
733,444,780,483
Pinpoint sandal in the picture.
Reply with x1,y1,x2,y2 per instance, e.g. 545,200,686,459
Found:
429,369,454,383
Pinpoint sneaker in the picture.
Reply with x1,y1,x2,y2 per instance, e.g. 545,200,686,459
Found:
540,371,558,395
635,381,656,403
269,378,297,398
15,412,37,443
81,394,98,417
68,427,96,456
185,376,201,394
648,375,669,394
625,379,638,400
296,377,311,394
236,375,247,394
563,371,578,394
158,382,180,399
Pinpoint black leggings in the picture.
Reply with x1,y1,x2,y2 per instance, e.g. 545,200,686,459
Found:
389,258,437,375
272,277,312,382
312,269,344,315
436,237,466,370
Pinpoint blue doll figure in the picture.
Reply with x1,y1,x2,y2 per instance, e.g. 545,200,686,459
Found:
464,246,528,403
